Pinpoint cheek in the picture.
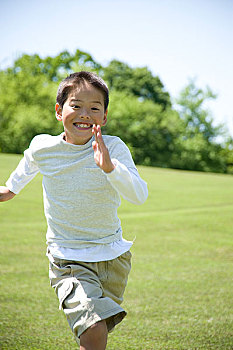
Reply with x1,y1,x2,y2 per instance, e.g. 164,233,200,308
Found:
61,115,70,126
62,110,73,120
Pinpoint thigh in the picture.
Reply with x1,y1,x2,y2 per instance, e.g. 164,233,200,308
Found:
100,250,132,305
49,257,103,310
48,256,126,338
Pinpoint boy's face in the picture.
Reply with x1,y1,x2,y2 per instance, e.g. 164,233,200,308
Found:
55,83,108,145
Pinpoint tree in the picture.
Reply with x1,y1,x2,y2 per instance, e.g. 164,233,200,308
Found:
1,50,232,174
103,60,171,109
0,69,61,153
174,80,228,173
11,49,102,81
176,79,222,142
0,50,101,153
0,51,173,156
105,90,182,166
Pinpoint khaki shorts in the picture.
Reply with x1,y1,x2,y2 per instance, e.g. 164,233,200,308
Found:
48,250,132,339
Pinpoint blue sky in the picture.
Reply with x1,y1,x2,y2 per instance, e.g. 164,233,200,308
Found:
1,0,233,135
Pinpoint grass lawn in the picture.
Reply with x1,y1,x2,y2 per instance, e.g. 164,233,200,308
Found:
0,153,232,349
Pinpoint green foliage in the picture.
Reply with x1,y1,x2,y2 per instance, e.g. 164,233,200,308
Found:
0,49,233,173
174,80,229,173
12,49,101,80
103,59,171,109
105,91,182,167
176,79,220,141
219,138,233,174
0,70,61,153
170,134,226,172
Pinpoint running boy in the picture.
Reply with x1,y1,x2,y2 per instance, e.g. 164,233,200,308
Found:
0,71,148,350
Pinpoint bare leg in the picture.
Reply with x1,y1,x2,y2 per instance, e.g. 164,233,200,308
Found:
80,320,108,350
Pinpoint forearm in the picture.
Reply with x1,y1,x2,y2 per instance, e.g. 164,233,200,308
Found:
106,160,148,205
5,149,39,195
0,186,16,202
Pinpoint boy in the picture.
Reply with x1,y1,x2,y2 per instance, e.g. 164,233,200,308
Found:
0,71,148,350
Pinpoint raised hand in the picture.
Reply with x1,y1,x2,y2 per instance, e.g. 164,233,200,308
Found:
92,124,115,173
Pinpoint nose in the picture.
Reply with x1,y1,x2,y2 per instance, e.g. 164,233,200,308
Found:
80,108,90,119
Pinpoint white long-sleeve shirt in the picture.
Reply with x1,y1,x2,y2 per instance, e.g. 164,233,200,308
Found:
6,133,148,262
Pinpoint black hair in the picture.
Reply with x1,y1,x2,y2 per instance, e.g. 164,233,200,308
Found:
56,71,109,111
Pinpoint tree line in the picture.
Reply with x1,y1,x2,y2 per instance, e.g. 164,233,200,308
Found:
0,49,232,173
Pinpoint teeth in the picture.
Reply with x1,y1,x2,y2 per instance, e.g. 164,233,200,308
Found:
79,124,89,128
75,123,91,128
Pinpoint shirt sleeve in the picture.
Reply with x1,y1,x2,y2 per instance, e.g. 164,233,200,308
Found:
104,137,148,205
105,159,148,205
5,144,40,194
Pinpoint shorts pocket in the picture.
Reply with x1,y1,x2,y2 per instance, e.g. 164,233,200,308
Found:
56,278,75,310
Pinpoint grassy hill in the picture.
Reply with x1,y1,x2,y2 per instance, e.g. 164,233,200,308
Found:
0,153,232,349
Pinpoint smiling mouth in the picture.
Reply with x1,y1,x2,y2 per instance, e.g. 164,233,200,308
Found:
73,123,93,130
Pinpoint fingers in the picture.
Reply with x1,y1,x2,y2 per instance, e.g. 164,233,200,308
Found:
91,125,114,173
92,124,101,138
92,124,105,149
92,124,97,141
92,140,97,151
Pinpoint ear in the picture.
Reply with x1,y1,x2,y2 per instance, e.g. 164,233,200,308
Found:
102,109,108,126
55,103,63,121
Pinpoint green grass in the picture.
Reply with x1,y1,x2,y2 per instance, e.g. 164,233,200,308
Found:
0,153,232,349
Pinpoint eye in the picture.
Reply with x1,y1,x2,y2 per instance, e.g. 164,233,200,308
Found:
72,105,80,109
91,107,100,111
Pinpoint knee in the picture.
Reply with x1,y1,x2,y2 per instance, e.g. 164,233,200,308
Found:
89,320,107,337
90,320,106,330
80,320,108,350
